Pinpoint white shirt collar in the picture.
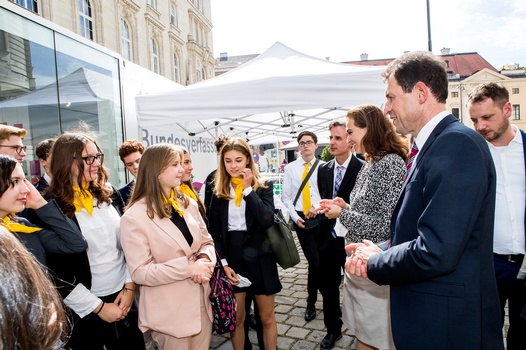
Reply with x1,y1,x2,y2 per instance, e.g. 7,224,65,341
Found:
414,111,450,151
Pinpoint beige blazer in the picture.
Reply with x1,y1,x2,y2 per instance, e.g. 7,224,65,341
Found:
120,198,215,338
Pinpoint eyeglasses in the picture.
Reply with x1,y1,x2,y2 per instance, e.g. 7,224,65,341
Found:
299,141,315,147
78,153,104,165
0,145,27,154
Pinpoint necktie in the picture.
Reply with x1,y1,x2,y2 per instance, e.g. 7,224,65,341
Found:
302,163,311,215
331,165,345,237
163,188,185,217
72,183,94,215
230,177,244,207
404,142,419,181
334,165,344,197
2,216,42,234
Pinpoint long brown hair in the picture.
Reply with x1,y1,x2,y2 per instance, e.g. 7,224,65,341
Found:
0,226,67,349
47,133,112,217
127,143,189,219
347,104,409,162
181,148,206,219
214,137,267,200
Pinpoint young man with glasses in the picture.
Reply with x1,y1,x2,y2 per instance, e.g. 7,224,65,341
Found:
0,125,27,164
282,131,324,323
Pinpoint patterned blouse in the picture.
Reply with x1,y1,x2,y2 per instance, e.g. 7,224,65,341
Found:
340,152,405,243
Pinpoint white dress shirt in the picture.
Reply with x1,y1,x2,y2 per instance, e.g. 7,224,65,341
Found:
281,157,323,224
64,201,132,317
489,125,526,255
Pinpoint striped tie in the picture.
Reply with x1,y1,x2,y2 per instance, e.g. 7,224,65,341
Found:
331,165,345,237
404,142,419,182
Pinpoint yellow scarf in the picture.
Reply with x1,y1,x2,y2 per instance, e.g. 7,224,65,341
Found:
163,188,184,217
231,177,244,207
73,183,93,215
2,216,42,234
178,183,198,202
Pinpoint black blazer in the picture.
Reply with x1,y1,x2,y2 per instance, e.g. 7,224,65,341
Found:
317,155,364,234
208,181,274,260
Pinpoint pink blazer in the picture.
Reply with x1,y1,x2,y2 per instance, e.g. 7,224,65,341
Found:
120,198,216,338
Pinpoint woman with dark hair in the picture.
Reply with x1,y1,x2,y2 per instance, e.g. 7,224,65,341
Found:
208,137,281,350
179,147,207,222
0,154,86,266
120,143,215,349
319,104,408,350
0,226,67,350
46,133,144,350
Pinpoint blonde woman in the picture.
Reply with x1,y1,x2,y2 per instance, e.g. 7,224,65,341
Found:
120,143,215,349
208,137,281,350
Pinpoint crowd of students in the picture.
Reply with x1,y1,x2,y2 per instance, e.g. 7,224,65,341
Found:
0,50,521,350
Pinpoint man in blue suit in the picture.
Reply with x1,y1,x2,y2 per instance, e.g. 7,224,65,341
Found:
347,51,504,349
467,82,526,350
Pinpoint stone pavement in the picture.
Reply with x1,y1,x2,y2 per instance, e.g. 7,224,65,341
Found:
209,236,357,350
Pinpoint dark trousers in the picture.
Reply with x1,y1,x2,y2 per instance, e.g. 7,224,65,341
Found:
294,212,321,305
67,291,145,350
318,234,345,335
494,256,526,350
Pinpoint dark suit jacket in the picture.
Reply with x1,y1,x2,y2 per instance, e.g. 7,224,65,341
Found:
208,182,274,261
317,154,363,242
368,115,503,349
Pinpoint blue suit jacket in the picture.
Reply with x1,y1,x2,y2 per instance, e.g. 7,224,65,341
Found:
368,115,504,349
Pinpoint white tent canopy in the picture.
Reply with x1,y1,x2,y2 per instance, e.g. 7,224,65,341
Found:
136,42,387,144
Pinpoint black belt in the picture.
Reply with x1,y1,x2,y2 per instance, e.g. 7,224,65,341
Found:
494,253,525,264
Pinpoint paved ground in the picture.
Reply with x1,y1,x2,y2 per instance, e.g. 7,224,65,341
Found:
209,236,509,350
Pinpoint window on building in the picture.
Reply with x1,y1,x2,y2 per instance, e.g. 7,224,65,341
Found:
120,19,132,61
148,0,157,9
452,108,460,120
78,0,94,40
451,91,459,98
445,60,449,68
173,53,180,83
151,39,159,74
512,88,519,94
170,3,177,26
196,70,201,82
513,104,521,120
14,0,38,12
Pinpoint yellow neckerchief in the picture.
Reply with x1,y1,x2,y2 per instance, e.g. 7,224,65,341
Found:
2,216,42,234
178,183,198,202
230,177,244,207
72,183,93,215
162,188,184,217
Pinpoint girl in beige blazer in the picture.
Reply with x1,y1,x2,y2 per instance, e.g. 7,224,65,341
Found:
120,144,216,350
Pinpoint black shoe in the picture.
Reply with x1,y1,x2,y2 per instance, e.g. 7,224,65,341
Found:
320,333,342,350
305,302,316,322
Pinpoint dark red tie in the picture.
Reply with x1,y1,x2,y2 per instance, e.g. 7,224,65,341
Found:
404,143,419,182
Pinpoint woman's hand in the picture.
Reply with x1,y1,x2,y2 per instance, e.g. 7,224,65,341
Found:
24,179,47,210
223,265,240,285
97,302,126,323
114,283,135,315
323,203,342,219
240,168,253,189
189,259,215,284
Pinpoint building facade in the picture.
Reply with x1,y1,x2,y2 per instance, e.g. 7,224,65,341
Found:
9,0,215,85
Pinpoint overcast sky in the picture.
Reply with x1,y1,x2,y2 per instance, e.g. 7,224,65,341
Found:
211,0,525,69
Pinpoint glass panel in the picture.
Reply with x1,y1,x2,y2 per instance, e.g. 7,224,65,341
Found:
0,7,59,182
54,33,124,185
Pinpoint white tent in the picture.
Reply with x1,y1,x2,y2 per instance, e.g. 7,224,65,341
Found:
136,42,387,144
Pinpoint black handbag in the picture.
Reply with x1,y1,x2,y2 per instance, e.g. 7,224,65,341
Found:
209,250,237,334
266,209,301,269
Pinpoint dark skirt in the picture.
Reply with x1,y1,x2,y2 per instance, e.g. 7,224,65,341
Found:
226,230,282,295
